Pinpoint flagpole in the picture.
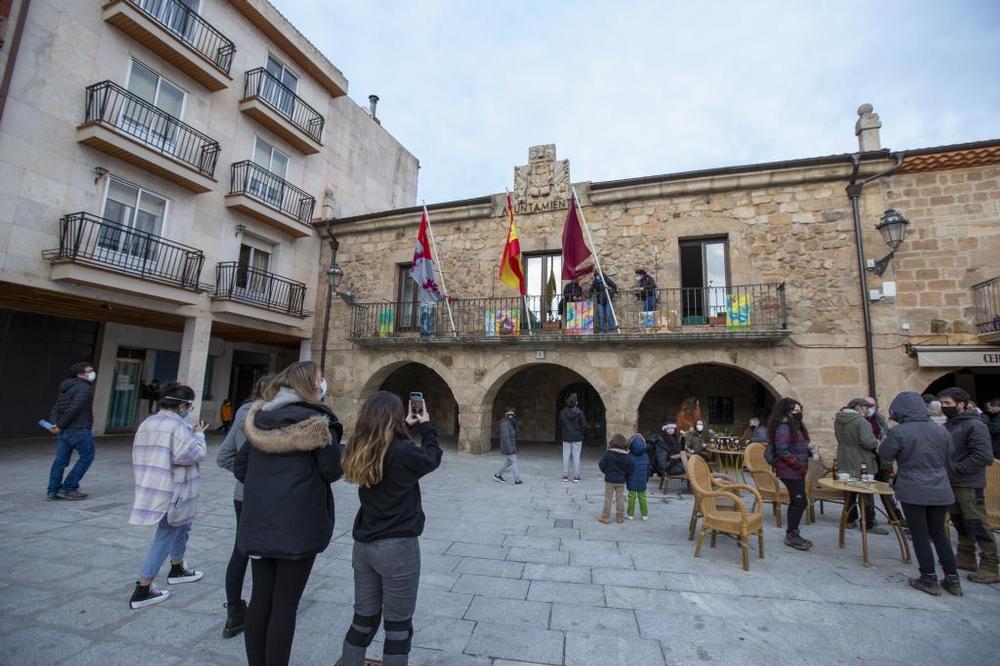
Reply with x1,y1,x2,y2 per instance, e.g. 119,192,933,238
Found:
422,204,458,337
571,187,620,333
504,189,533,337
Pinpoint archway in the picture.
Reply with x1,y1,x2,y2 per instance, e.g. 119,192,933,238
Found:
921,367,1000,405
375,362,460,438
489,363,607,449
637,363,779,437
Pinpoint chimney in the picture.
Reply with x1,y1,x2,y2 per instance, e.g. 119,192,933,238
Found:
368,94,380,125
855,103,882,152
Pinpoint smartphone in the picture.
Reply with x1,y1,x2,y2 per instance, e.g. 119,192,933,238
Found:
409,392,424,417
38,419,55,431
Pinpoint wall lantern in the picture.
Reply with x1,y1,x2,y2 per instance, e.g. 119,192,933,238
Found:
869,208,909,276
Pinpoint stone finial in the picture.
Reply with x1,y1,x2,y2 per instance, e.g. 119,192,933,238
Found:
855,103,882,152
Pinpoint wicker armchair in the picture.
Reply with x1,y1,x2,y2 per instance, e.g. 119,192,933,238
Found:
987,461,1000,531
682,452,739,540
744,442,790,528
806,452,844,524
688,454,765,571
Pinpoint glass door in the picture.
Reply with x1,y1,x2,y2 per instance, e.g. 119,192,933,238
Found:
107,358,143,431
97,178,167,270
121,61,186,156
250,137,289,208
235,243,271,305
262,54,298,118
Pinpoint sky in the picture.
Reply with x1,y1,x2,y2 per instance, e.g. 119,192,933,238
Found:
273,0,1000,204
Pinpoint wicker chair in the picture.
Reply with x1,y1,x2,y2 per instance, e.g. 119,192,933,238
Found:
660,453,689,493
682,452,739,540
744,442,790,528
806,452,844,524
688,454,765,571
987,461,1000,531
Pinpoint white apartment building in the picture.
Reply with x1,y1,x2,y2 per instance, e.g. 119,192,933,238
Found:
0,0,418,435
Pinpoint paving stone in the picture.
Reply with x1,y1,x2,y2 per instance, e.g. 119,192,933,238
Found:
464,596,551,627
521,563,592,584
605,586,687,612
454,557,525,578
564,631,665,666
591,567,666,589
445,542,509,559
414,589,475,619
527,580,605,606
463,622,564,664
451,574,529,600
506,547,570,565
567,548,631,568
411,616,476,652
550,604,638,635
502,535,562,550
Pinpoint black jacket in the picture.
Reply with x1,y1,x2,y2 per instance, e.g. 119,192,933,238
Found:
599,448,629,484
559,406,588,442
945,411,994,489
986,411,1000,459
499,417,518,455
588,274,618,304
49,378,94,430
354,422,442,542
235,398,343,559
877,392,954,506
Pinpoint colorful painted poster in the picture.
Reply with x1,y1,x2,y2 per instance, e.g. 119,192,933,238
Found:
640,311,656,329
485,309,520,336
565,300,594,335
726,293,750,328
378,307,394,337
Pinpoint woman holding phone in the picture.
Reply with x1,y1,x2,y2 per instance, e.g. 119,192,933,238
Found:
339,392,443,666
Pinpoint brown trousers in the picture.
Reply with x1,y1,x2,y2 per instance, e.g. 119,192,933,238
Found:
602,483,625,522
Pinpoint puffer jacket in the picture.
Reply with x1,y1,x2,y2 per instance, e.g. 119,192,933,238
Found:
49,377,94,430
559,406,588,442
625,435,650,491
235,388,343,559
877,392,954,506
499,416,518,455
834,409,878,477
773,422,809,480
945,411,994,489
987,411,1000,459
599,446,629,484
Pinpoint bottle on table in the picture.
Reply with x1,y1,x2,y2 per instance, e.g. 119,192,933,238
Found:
860,462,869,484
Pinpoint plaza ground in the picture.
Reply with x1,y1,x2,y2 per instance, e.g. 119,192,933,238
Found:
2,435,1000,665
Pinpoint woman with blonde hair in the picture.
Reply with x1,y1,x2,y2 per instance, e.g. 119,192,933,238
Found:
235,361,342,666
338,391,442,666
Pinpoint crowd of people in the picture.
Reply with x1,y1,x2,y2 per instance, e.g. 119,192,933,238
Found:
556,266,658,331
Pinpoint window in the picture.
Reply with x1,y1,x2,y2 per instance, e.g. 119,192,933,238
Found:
99,177,168,260
262,54,298,117
395,263,418,331
679,237,729,319
236,241,271,294
524,253,563,323
139,0,200,41
122,60,186,153
249,137,289,207
708,396,734,425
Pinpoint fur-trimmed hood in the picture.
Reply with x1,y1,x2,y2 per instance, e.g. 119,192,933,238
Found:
244,399,338,454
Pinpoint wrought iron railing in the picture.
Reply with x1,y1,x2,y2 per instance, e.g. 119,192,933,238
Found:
42,212,204,290
83,81,221,177
972,277,1000,335
243,68,324,143
126,0,235,74
348,283,787,339
214,262,310,316
229,161,316,224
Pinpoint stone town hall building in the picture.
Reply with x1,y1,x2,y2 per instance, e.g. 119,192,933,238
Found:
318,110,1000,455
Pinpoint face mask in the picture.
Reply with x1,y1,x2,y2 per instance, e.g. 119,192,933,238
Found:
179,407,190,418
866,407,875,417
318,378,328,400
792,412,803,422
696,425,704,432
941,405,960,419
85,371,96,382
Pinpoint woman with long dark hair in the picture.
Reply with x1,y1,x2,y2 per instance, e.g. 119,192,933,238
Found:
235,361,342,666
338,391,443,666
768,397,813,551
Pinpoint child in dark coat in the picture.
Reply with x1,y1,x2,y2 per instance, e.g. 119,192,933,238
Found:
598,434,630,523
626,434,650,520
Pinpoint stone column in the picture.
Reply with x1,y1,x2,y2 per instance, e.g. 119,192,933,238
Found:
855,103,882,152
458,404,491,454
91,324,121,435
299,338,313,362
177,314,212,420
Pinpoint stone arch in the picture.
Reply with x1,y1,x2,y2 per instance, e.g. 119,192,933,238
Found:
632,351,792,406
359,357,462,439
909,366,1000,404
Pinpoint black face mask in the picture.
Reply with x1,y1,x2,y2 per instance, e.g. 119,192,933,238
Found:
941,405,960,419
791,412,803,422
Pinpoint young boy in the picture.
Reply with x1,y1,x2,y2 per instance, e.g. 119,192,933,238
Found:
625,434,650,520
598,434,630,524
493,407,522,485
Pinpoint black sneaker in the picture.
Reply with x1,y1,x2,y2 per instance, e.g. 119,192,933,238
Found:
493,473,505,483
784,530,812,551
62,489,87,500
129,582,170,609
222,599,248,638
167,562,204,584
514,480,523,485
47,494,63,501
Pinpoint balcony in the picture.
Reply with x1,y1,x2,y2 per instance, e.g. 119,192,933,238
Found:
103,0,235,91
212,262,312,329
239,68,324,154
973,277,1000,343
42,212,206,305
225,161,316,237
348,283,789,347
77,81,220,192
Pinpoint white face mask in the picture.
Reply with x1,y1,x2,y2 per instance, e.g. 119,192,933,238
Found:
318,378,328,400
866,407,875,417
696,424,704,432
85,371,96,383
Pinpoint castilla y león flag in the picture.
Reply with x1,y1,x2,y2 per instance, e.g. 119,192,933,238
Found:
411,209,443,303
498,193,526,295
562,192,593,279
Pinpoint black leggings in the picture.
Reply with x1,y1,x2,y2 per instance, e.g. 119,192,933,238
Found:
245,555,316,666
781,477,807,533
225,500,249,606
902,503,957,577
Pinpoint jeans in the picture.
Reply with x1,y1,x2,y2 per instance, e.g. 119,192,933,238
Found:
419,305,435,337
780,477,807,533
139,516,192,581
601,483,625,521
47,428,95,495
562,442,582,478
628,490,648,517
497,454,521,482
595,301,615,331
902,503,957,577
245,555,316,666
225,500,250,606
643,293,656,313
341,537,421,666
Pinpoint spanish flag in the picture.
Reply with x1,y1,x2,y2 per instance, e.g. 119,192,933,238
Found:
498,193,526,295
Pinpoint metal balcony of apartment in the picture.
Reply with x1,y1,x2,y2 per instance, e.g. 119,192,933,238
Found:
239,68,325,154
225,161,316,237
42,212,207,305
973,277,1000,343
213,262,313,328
347,283,789,347
77,81,221,192
103,0,236,91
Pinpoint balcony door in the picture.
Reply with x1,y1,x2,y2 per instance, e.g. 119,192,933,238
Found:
236,241,272,303
525,253,563,324
250,137,288,209
395,263,419,331
121,60,186,156
262,54,298,118
139,0,200,43
97,177,168,268
679,237,729,320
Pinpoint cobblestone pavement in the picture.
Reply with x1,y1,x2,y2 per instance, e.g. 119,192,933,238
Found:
2,434,1000,665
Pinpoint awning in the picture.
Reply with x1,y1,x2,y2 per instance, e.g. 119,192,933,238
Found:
910,345,1000,368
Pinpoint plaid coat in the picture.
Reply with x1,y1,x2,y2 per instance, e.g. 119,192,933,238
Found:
129,410,207,526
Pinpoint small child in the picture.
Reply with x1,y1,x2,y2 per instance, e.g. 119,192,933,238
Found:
625,434,650,520
598,433,630,524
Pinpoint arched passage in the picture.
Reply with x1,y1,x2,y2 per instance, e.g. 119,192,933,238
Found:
487,363,607,449
921,367,1000,404
371,362,460,438
637,363,779,437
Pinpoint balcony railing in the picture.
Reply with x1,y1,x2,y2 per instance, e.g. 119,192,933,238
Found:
243,68,324,143
84,81,221,177
229,161,316,224
348,283,787,341
42,212,205,291
127,0,235,74
214,262,311,317
972,277,1000,335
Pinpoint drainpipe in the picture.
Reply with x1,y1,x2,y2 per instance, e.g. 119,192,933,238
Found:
0,0,32,125
846,151,904,398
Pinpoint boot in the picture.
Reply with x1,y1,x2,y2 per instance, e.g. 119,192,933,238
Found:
955,550,978,572
967,566,1000,585
784,530,811,551
222,600,247,638
908,574,942,596
942,574,964,597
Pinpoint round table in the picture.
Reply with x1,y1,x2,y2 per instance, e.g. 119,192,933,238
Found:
817,477,911,567
704,447,746,482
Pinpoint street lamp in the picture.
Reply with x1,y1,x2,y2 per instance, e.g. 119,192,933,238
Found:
320,235,354,373
869,209,910,276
